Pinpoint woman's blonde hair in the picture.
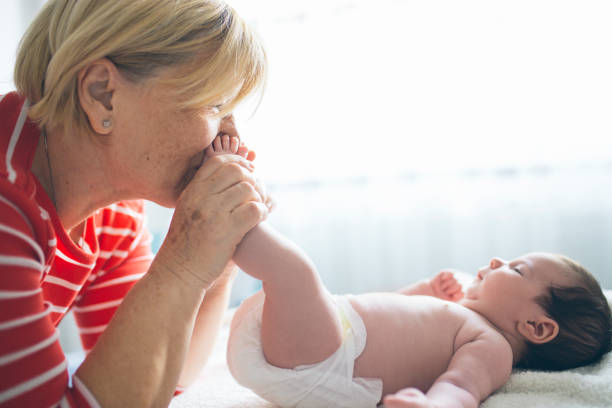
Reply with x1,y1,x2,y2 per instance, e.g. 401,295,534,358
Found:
14,0,267,133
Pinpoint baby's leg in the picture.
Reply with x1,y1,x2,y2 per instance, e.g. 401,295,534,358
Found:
207,137,342,369
234,224,343,368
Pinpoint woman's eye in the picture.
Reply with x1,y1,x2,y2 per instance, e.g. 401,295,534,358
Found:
512,267,522,275
207,105,222,114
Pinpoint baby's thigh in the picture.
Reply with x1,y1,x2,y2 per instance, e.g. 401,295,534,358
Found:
261,290,343,369
230,290,265,335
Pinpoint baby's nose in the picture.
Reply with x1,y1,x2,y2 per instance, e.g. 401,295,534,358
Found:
489,257,504,269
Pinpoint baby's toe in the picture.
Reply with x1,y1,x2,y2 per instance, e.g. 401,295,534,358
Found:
221,134,231,150
213,136,223,151
230,136,240,154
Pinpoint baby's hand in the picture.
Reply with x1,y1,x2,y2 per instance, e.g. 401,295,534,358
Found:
429,271,464,302
384,388,434,408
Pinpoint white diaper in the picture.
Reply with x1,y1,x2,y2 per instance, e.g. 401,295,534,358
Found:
227,291,383,408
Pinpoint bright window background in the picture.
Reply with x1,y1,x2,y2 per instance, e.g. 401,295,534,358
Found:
231,0,612,182
3,1,612,174
226,0,612,295
2,1,612,355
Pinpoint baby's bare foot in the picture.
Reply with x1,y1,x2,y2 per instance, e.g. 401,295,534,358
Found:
207,134,239,155
205,135,253,160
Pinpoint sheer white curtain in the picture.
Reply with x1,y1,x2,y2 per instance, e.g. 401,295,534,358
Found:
223,0,612,298
232,0,612,183
146,0,612,301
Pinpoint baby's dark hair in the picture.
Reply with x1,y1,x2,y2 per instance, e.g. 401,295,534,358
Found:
517,255,612,371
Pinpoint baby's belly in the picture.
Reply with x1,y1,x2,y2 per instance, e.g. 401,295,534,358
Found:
349,294,464,396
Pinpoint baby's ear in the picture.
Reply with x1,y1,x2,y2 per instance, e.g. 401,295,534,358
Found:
517,316,559,344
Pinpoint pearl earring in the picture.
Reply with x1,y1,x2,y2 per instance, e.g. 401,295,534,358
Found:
102,119,111,128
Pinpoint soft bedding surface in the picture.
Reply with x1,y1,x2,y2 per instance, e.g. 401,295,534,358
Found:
170,290,612,408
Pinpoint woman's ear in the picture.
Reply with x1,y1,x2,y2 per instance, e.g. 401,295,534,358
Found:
78,58,116,134
517,316,559,344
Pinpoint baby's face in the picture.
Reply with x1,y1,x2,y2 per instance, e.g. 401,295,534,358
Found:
463,253,574,328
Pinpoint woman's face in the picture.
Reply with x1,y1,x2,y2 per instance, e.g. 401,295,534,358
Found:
109,68,237,207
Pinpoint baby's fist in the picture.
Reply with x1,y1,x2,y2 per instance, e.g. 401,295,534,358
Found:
429,270,464,302
384,388,433,408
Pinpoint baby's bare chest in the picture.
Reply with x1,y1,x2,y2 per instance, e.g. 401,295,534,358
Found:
349,294,472,395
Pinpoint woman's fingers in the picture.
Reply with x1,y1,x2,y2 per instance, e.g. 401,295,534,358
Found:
157,154,270,289
220,180,263,212
231,200,269,231
206,162,272,213
198,151,253,176
194,155,270,205
205,161,260,195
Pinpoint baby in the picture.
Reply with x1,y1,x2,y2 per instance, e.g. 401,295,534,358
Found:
206,136,612,408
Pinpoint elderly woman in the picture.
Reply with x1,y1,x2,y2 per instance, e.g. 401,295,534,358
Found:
0,0,270,406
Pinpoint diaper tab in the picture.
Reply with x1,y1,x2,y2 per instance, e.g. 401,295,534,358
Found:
336,301,353,341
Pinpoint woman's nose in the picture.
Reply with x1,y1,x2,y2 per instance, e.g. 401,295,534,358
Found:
489,257,504,269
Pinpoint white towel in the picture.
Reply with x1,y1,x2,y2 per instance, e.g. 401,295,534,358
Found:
482,351,612,408
171,289,612,408
171,329,612,408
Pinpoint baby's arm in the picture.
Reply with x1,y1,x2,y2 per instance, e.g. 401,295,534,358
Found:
384,330,512,408
396,271,464,302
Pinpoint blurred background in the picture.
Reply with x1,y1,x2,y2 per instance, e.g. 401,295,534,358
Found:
2,0,611,356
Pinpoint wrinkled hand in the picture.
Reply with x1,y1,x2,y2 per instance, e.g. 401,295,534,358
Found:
429,270,464,302
155,153,270,290
207,133,275,213
207,261,239,294
384,388,434,408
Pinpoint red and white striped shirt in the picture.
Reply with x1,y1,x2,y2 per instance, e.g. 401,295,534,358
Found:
0,92,157,407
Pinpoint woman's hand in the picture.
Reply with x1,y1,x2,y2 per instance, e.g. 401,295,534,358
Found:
208,260,240,293
429,270,464,302
154,153,270,291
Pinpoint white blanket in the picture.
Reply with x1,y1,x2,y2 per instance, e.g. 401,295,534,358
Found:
482,351,612,408
171,291,612,408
